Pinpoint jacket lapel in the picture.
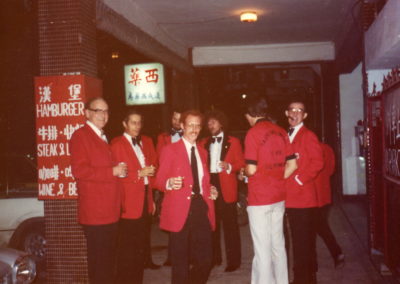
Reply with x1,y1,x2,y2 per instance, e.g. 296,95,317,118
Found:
220,135,231,161
122,136,142,168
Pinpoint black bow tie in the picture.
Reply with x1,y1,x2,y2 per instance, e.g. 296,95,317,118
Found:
211,136,222,143
170,128,183,137
288,128,294,136
131,136,141,146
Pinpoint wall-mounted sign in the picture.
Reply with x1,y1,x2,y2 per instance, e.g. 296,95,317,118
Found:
34,75,102,199
124,62,165,105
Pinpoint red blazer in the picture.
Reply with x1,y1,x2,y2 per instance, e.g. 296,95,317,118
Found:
285,126,324,208
200,135,245,203
70,124,120,225
155,139,216,232
315,143,335,207
156,132,172,157
111,135,156,219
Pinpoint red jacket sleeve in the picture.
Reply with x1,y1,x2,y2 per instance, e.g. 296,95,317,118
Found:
296,131,324,185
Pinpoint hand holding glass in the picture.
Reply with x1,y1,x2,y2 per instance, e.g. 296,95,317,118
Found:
168,176,184,190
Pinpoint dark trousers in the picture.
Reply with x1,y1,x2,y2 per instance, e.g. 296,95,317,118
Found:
286,207,317,284
170,195,213,284
117,193,149,284
82,222,118,284
316,205,342,260
211,174,241,267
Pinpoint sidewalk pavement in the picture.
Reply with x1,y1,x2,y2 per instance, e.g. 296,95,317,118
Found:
144,202,391,284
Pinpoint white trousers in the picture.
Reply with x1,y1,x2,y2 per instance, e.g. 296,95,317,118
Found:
247,200,288,284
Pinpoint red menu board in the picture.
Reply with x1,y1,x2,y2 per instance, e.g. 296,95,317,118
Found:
34,75,102,199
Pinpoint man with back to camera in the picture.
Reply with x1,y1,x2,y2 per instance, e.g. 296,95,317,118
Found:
110,109,157,283
70,97,127,284
285,100,324,284
200,110,244,272
155,109,218,284
244,96,297,284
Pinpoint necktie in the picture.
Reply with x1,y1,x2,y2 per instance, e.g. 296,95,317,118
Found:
131,136,141,146
190,146,200,195
170,128,183,137
288,128,294,136
211,136,222,143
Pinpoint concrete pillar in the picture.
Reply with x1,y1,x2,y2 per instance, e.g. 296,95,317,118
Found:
37,0,97,282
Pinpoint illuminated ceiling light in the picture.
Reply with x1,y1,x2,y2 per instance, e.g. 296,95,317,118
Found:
111,51,119,59
240,12,257,23
241,94,247,99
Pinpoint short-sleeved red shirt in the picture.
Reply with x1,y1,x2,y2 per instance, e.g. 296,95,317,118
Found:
245,119,294,206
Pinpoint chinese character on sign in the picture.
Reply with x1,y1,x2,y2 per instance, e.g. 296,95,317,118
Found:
128,68,142,86
145,68,159,83
68,84,82,101
62,123,83,140
38,165,60,181
38,125,58,141
39,86,52,103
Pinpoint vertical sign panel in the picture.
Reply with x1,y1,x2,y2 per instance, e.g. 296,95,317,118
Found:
34,75,102,199
124,63,165,105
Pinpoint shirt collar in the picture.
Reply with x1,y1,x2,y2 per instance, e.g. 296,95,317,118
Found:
213,131,224,138
290,122,304,139
86,120,103,138
124,132,141,145
255,118,268,125
182,137,197,152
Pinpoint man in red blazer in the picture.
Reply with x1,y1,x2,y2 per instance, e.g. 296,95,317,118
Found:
285,101,324,284
200,110,244,272
156,110,183,156
315,142,344,268
70,97,127,284
110,109,157,284
156,110,217,284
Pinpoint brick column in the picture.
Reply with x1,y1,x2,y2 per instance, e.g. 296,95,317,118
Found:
37,1,97,283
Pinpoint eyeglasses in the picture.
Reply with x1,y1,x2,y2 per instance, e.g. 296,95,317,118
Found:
88,108,109,115
287,108,304,113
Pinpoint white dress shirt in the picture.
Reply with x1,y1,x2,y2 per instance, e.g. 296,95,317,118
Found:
288,123,304,185
124,133,148,185
288,122,303,143
86,120,107,143
210,132,223,173
171,131,182,143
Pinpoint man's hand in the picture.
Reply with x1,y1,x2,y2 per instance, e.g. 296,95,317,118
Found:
139,165,156,178
238,168,246,181
209,186,218,200
167,176,184,190
218,161,231,172
113,162,128,177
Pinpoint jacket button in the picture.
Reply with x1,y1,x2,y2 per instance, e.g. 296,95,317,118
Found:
190,185,192,188
187,196,191,200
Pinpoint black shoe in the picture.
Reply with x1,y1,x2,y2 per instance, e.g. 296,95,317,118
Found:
145,261,161,270
163,259,171,266
334,254,345,269
224,265,240,272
